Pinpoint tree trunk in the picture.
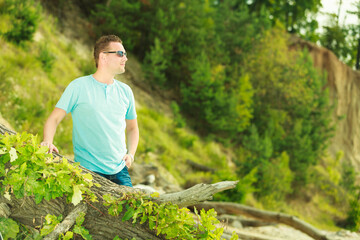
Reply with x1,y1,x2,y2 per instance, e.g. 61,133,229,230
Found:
356,37,360,70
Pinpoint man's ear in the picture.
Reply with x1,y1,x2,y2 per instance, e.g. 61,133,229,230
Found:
98,52,107,66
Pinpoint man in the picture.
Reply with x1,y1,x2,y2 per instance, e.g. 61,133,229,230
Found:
41,35,139,187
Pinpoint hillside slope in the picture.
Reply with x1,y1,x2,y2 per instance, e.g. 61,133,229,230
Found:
291,37,360,174
1,2,360,237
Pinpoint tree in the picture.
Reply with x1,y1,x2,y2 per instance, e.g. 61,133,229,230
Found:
347,0,360,70
243,26,333,185
247,0,322,33
320,13,355,67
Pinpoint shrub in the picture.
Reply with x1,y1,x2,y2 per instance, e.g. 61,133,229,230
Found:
2,0,41,45
37,43,56,73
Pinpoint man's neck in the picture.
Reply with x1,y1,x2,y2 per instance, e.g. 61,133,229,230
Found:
92,69,115,85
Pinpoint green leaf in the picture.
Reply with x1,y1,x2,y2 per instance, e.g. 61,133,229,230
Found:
0,217,19,240
40,224,56,236
150,192,160,198
82,173,93,181
71,185,83,206
9,147,18,162
73,225,92,240
36,145,49,154
122,207,135,221
20,162,27,175
76,212,86,225
62,231,73,240
0,147,8,154
4,191,11,201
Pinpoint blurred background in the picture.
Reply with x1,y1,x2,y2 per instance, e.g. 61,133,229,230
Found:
1,0,360,235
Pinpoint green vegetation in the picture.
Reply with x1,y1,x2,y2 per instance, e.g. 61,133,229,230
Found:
0,0,359,237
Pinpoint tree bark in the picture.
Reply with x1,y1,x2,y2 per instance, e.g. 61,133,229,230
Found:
194,201,333,240
186,159,216,173
218,214,275,228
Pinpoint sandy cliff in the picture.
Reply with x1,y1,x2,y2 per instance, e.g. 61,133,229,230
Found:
290,36,360,172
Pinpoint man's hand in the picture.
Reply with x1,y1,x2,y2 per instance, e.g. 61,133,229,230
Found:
40,141,59,154
123,154,134,169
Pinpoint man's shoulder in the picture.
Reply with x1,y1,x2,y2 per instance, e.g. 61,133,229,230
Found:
70,75,92,86
114,79,132,92
69,75,91,88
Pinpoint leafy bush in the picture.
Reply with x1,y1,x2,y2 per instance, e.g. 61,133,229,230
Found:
1,0,40,45
345,195,360,231
0,217,19,240
243,26,334,185
181,52,253,139
214,168,258,203
37,42,56,73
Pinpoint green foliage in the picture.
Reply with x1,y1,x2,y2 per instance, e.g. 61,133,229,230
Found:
340,159,357,192
213,168,258,203
240,126,293,203
181,52,253,139
79,59,97,76
37,42,56,73
0,132,97,205
214,1,271,64
243,26,334,186
143,37,169,87
247,0,322,33
0,11,83,154
90,0,142,52
72,212,92,240
320,14,355,66
103,193,238,239
40,212,92,239
1,0,40,45
170,101,186,128
40,214,62,236
345,196,360,231
0,217,20,240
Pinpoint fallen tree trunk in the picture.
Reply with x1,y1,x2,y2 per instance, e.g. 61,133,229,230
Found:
186,159,216,173
0,124,238,239
218,214,275,228
194,201,332,240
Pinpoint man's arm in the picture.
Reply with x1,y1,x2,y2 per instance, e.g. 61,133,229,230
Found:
123,118,139,168
41,108,67,153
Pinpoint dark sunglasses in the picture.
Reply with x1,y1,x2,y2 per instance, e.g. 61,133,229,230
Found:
103,51,127,57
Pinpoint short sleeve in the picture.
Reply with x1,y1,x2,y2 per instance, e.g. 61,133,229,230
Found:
55,82,79,114
125,87,137,120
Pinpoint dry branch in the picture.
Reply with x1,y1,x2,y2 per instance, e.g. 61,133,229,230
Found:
218,214,274,228
158,181,239,208
186,159,215,173
43,203,88,240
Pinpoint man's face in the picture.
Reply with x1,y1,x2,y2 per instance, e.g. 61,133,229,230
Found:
101,42,128,74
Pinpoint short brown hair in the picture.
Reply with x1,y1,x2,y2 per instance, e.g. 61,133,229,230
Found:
94,35,122,68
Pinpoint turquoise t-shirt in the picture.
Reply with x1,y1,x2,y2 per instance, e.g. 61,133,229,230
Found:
56,75,137,174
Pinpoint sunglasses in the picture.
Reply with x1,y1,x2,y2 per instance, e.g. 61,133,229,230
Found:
103,51,127,57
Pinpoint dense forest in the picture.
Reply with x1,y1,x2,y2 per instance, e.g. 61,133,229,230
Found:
1,0,360,239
